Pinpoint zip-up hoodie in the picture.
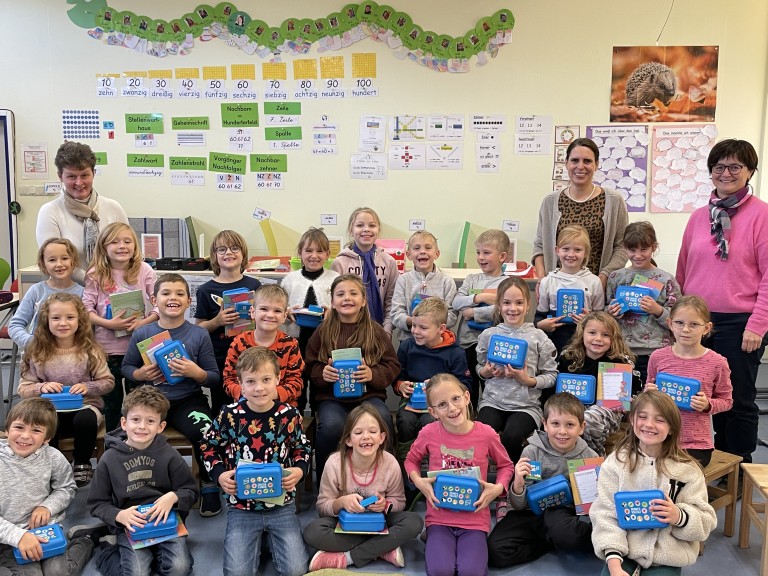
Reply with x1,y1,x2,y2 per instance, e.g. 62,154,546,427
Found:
537,267,605,315
394,330,472,398
87,429,198,530
390,267,458,341
509,430,597,509
331,246,399,332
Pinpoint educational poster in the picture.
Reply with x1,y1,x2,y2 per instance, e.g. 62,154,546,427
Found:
389,144,426,169
426,143,463,170
351,153,387,179
610,46,718,123
587,125,649,212
359,115,385,152
650,124,717,213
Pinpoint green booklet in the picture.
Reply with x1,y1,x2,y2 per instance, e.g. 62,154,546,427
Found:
110,290,147,337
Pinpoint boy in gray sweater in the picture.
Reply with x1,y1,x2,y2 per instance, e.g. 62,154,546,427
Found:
487,393,597,567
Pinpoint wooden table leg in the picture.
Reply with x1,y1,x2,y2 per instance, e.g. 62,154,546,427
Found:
740,470,755,549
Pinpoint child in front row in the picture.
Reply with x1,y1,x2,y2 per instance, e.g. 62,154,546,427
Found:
122,274,220,516
9,238,83,351
1,399,104,575
406,374,513,576
452,229,511,407
83,222,158,432
201,347,311,576
19,293,114,487
394,298,472,464
646,296,732,467
391,229,458,342
306,274,401,485
477,276,558,464
87,386,198,576
304,404,423,572
590,390,717,576
281,227,339,412
195,230,262,414
536,224,604,353
488,393,597,567
222,285,304,406
558,311,642,455
331,207,399,333
607,222,681,383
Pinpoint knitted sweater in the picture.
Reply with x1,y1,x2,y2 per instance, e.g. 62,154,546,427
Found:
19,346,114,411
331,247,399,332
532,188,629,278
305,322,400,404
279,267,338,339
451,272,507,348
390,267,458,341
316,451,405,517
537,267,605,314
647,346,732,450
606,266,681,355
8,281,84,350
676,195,768,337
589,449,716,569
82,263,157,355
476,323,558,427
222,330,304,405
0,441,76,547
404,421,513,533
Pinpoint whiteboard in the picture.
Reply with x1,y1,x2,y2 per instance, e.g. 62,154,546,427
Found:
0,111,16,287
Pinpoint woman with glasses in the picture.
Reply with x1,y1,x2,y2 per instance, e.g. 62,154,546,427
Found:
677,138,768,464
532,138,629,290
195,230,262,413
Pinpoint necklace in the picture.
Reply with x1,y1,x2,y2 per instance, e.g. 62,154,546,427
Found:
565,184,597,203
349,456,378,487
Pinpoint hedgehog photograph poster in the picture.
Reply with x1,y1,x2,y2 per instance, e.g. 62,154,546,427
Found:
610,46,718,123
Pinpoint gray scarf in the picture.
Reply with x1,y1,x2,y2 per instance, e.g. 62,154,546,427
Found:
63,190,100,265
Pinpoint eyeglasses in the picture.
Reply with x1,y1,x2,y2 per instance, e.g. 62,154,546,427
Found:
671,320,706,330
712,163,746,175
214,245,242,255
431,394,466,412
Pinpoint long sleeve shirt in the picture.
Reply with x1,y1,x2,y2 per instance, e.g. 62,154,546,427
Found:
8,281,84,350
451,272,507,348
390,267,458,341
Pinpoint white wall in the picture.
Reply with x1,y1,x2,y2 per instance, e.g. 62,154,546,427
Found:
2,0,766,274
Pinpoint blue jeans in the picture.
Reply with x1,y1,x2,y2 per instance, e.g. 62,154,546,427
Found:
116,533,192,576
315,398,394,484
223,504,307,576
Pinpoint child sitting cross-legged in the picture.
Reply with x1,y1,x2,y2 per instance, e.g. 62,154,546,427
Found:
488,392,597,567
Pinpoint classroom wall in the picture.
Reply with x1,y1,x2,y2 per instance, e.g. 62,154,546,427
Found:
2,0,766,274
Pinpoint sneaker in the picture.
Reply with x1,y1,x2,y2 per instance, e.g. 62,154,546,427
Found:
379,546,405,568
495,500,509,522
309,551,347,571
73,463,93,488
199,484,222,517
67,523,111,543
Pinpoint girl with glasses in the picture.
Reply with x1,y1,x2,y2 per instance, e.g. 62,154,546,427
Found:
645,296,732,467
405,374,513,576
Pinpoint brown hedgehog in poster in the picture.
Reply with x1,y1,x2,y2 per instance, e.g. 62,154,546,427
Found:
625,62,677,106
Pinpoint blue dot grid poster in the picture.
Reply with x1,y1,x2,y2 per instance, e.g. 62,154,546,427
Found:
62,109,100,139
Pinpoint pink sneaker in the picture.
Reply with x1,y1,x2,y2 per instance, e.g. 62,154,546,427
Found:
309,551,347,572
379,546,405,567
495,500,509,522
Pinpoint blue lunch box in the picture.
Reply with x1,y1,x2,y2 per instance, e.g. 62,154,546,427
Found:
41,387,84,410
408,382,427,410
434,474,480,512
294,304,324,328
487,334,528,369
222,287,252,319
153,340,191,385
333,359,364,398
130,504,179,540
556,373,596,404
338,510,386,532
526,474,573,515
656,372,700,410
13,524,66,564
410,296,423,312
614,490,666,530
467,303,492,331
556,289,584,323
235,462,283,499
615,285,653,314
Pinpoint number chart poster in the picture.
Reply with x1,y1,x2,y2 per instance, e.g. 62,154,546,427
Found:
650,124,717,213
586,125,649,212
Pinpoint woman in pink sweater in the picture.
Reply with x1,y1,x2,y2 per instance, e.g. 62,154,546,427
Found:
677,138,768,464
303,404,423,571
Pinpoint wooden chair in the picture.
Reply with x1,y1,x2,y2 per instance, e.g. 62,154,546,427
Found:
739,463,768,575
162,426,199,480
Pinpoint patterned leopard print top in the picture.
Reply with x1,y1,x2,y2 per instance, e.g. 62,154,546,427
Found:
557,190,606,275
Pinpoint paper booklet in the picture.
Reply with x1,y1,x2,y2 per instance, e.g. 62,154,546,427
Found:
126,513,187,550
567,457,604,515
110,290,147,337
597,362,633,410
136,330,172,384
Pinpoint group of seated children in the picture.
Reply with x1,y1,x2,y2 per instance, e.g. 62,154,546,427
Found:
2,205,733,576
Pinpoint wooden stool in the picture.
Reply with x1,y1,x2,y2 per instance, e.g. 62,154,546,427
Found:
739,463,768,575
58,419,107,462
703,450,743,537
162,426,199,480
